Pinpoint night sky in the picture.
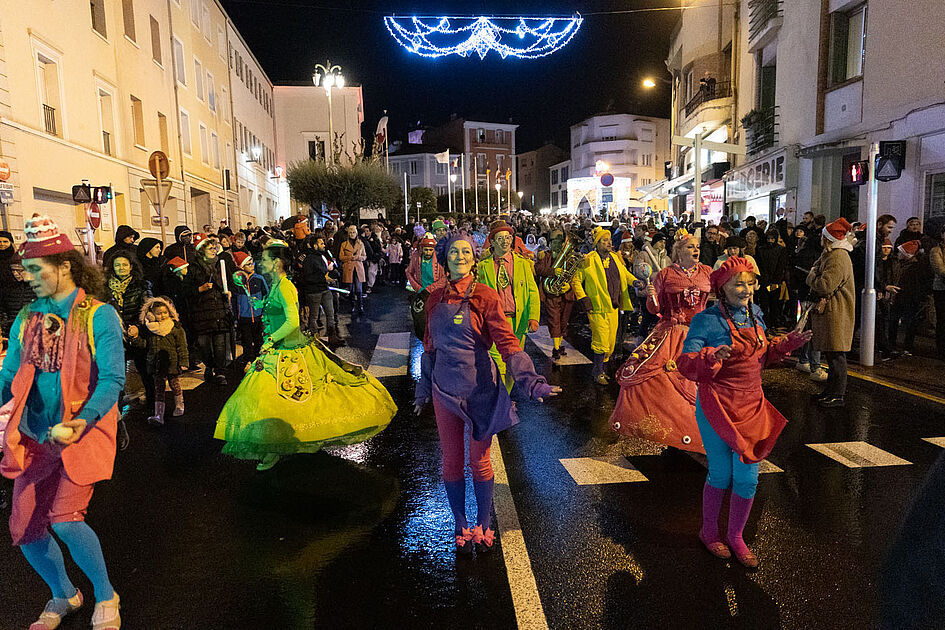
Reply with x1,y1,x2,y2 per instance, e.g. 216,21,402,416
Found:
221,1,677,152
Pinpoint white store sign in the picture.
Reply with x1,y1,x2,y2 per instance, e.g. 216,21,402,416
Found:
725,149,797,202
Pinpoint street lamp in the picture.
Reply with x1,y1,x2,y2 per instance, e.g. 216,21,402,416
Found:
495,182,502,212
449,173,457,215
517,190,524,209
313,60,344,162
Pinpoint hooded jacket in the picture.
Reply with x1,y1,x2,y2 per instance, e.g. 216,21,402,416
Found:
129,296,189,374
136,237,167,297
103,224,140,267
165,225,196,263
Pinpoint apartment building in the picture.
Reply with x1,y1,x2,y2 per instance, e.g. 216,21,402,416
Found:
548,160,571,213
227,21,279,228
422,117,519,192
517,143,568,211
388,144,457,197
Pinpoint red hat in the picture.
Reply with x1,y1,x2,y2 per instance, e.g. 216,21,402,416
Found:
18,214,75,259
488,220,514,241
418,233,436,248
822,217,852,242
233,251,253,268
710,256,757,294
881,238,893,250
898,240,920,257
193,233,210,250
167,256,189,272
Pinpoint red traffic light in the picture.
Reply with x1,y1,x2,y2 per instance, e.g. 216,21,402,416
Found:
849,160,869,186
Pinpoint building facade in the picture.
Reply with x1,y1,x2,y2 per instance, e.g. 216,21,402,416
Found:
388,145,456,197
517,143,568,211
422,117,519,193
548,160,570,213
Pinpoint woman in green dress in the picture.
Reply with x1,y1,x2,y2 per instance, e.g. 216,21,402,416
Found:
214,241,397,470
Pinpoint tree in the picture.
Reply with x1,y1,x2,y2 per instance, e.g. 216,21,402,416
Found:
408,187,438,219
286,154,401,224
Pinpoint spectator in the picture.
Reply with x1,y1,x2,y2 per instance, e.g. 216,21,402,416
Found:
755,228,788,328
129,297,189,425
894,217,924,248
714,236,760,275
339,224,367,316
103,224,139,268
739,216,764,242
931,225,945,362
231,251,268,367
298,234,343,346
791,225,826,379
744,230,760,257
185,234,233,385
0,230,35,339
165,225,196,263
136,237,166,298
700,224,724,267
888,240,932,356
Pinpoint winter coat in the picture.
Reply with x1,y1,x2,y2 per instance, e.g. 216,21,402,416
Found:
339,238,367,283
931,244,945,292
233,272,268,320
137,237,167,298
755,242,788,289
699,239,723,267
130,297,189,375
103,225,140,268
807,246,855,352
0,242,34,333
165,225,196,264
106,276,152,330
184,256,232,334
298,250,338,294
894,254,933,304
790,239,822,301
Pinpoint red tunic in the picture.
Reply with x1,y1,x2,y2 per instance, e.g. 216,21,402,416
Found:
610,264,712,452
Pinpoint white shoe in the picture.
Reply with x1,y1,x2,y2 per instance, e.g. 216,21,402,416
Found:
795,362,811,373
29,589,83,630
809,367,828,382
91,593,120,630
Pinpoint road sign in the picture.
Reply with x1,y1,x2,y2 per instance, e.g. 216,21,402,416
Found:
88,202,101,229
72,184,92,204
850,160,870,186
148,151,170,180
600,173,614,187
601,187,614,203
150,216,169,226
329,209,341,221
0,161,10,181
875,157,901,182
141,178,172,208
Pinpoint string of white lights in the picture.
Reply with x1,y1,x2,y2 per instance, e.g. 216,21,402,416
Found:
384,14,584,60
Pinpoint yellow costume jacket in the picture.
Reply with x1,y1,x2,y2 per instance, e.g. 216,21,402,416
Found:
573,251,635,313
477,251,541,340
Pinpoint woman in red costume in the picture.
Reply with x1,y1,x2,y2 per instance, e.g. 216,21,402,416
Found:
677,257,809,567
610,231,713,452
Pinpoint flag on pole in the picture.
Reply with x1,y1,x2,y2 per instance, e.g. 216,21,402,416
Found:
375,115,389,145
450,158,459,168
435,150,450,164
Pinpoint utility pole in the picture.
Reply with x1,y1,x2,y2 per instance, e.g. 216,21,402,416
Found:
672,132,745,221
861,143,879,367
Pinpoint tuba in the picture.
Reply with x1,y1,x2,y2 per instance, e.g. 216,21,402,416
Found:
542,234,584,296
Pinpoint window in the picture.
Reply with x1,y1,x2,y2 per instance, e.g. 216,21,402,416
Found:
194,59,203,100
211,131,220,169
925,171,945,221
219,86,228,120
478,128,485,142
561,189,568,205
91,0,107,37
157,112,169,154
436,162,445,175
35,49,63,137
122,0,135,41
190,0,200,28
685,69,694,101
496,129,504,143
830,4,867,85
552,192,559,207
308,140,325,161
199,124,209,164
411,161,419,175
642,153,652,167
97,88,115,155
179,109,191,155
172,38,186,84
149,16,162,64
130,96,145,147
217,26,226,58
562,165,569,180
207,72,215,111
551,169,558,185
202,4,211,40
236,52,243,79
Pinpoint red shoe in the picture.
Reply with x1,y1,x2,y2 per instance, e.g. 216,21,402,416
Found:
699,533,731,559
471,525,496,553
455,527,474,555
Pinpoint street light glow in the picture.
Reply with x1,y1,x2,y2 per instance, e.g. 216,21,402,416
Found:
642,78,657,88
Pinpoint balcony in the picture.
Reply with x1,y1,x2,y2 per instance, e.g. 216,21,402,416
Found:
748,0,783,52
678,80,733,139
42,104,57,135
742,106,779,156
684,81,732,117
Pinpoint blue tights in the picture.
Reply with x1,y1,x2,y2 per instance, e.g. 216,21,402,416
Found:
695,396,759,499
21,522,114,602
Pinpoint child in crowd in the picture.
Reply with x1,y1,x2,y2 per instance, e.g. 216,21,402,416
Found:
232,251,268,367
130,297,189,425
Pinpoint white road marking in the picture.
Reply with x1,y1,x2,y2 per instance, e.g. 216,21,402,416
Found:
807,442,912,468
367,332,413,377
922,437,945,448
560,457,648,485
492,435,549,630
528,325,591,365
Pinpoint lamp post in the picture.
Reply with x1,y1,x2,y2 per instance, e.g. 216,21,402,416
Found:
312,61,344,163
449,173,457,215
517,190,524,210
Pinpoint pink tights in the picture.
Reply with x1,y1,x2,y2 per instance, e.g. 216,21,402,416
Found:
433,398,493,483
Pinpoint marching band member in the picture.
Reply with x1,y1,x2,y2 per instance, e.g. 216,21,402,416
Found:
534,229,577,363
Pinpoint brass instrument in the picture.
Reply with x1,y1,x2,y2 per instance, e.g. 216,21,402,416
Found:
542,235,584,296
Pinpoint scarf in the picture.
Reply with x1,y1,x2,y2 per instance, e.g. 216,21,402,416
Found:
108,275,133,307
145,319,175,337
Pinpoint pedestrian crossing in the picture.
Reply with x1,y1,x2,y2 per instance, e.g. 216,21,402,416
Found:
367,332,413,377
560,457,649,485
527,326,592,365
807,442,912,468
922,437,945,448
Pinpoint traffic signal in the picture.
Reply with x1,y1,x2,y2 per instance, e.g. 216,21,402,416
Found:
849,160,869,186
92,186,112,203
72,184,92,203
876,141,906,182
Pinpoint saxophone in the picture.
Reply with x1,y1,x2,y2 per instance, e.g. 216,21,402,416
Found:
543,236,584,296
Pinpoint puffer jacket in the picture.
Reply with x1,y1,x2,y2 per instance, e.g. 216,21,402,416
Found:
107,276,152,331
129,296,190,375
184,256,232,334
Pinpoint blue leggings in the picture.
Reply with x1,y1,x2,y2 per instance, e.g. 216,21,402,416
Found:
695,395,759,498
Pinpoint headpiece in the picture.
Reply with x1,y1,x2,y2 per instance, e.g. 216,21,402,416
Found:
710,256,756,294
822,217,853,243
233,251,254,268
18,214,75,258
592,227,611,246
167,256,189,272
898,240,920,257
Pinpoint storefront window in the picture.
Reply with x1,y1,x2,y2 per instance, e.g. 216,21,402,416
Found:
925,171,945,221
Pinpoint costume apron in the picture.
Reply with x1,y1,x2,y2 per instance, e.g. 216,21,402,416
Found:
428,282,517,441
697,318,787,464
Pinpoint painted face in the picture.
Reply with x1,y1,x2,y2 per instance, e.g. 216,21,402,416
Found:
152,305,170,322
447,239,475,279
597,237,613,254
492,232,513,257
149,243,162,258
112,256,132,279
22,257,70,299
258,249,277,276
0,236,12,250
722,271,757,309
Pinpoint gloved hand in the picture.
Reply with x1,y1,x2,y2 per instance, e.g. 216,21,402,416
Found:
580,297,593,312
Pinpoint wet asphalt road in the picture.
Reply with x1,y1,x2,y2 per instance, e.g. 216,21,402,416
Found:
1,284,943,629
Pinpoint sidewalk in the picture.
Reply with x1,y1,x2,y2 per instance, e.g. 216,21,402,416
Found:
848,351,945,401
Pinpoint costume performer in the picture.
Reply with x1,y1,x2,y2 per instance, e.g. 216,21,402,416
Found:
572,227,636,385
215,241,396,471
477,221,540,391
534,229,577,364
677,257,809,567
611,231,712,451
0,216,123,629
405,234,445,339
414,235,558,554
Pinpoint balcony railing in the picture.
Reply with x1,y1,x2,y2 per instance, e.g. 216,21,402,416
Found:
748,0,783,41
102,131,111,156
42,103,57,135
684,80,732,117
742,106,779,155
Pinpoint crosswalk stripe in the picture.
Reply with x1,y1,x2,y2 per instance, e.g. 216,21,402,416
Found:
806,442,912,468
528,325,591,365
922,437,945,448
560,457,648,485
368,332,413,377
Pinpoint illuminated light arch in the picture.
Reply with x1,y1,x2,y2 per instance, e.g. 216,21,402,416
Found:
384,14,584,60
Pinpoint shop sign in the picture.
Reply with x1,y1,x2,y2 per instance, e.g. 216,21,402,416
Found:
725,148,797,202
0,182,13,204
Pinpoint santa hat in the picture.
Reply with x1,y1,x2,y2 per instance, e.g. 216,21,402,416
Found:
881,238,893,250
710,256,757,294
488,220,514,241
822,217,852,243
898,240,920,257
233,251,254,269
18,214,75,259
193,233,211,250
418,233,436,248
167,256,189,272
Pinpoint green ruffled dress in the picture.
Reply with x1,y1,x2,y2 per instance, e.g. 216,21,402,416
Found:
214,276,397,460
